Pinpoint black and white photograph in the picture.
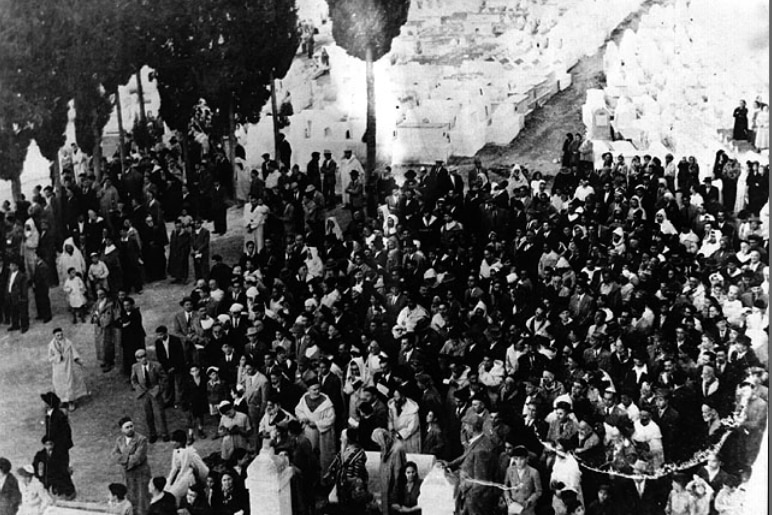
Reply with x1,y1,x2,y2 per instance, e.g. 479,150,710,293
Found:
0,0,767,514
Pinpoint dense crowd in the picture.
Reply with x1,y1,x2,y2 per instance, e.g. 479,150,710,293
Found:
0,122,768,515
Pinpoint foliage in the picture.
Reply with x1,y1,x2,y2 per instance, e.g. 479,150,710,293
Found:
147,0,300,140
74,83,113,157
327,0,411,62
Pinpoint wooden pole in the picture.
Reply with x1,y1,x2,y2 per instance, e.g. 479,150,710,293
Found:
136,69,147,123
115,87,126,176
270,68,280,164
365,44,376,189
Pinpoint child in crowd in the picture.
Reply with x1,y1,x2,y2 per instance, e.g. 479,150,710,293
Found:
62,267,88,323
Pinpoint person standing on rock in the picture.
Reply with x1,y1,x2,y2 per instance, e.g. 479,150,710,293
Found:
733,99,749,141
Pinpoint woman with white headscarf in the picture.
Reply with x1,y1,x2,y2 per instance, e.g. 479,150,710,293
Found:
343,357,366,421
698,230,721,258
626,195,646,220
383,214,399,236
654,209,677,235
56,237,86,285
610,227,626,256
23,218,39,279
325,217,344,241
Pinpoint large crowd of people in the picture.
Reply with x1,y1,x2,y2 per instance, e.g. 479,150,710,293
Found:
0,116,768,515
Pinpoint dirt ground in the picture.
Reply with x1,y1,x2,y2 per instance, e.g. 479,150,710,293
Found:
0,209,247,501
0,3,659,502
456,0,659,181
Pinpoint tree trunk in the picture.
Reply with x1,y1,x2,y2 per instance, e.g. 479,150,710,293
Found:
92,108,103,182
228,94,237,201
10,174,21,204
51,155,61,190
8,132,22,202
365,44,376,189
116,87,126,176
136,69,147,123
270,68,280,163
181,131,190,185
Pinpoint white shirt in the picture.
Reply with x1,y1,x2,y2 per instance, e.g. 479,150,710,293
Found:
7,270,17,293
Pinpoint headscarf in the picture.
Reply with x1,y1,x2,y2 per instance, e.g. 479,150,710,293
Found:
57,236,86,281
371,427,394,462
655,209,677,235
325,217,343,240
24,218,39,250
383,214,399,236
698,230,721,258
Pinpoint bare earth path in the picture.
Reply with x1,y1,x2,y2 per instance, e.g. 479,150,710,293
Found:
460,0,661,179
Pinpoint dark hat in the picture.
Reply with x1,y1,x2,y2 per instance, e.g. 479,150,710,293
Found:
511,445,529,457
40,391,61,408
453,388,470,401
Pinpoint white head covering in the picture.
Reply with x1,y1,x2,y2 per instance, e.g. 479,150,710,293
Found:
325,217,343,240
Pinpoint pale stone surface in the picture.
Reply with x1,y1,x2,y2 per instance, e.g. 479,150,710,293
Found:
417,464,457,515
246,441,294,515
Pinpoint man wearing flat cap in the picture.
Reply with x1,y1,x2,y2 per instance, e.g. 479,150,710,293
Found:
130,348,169,443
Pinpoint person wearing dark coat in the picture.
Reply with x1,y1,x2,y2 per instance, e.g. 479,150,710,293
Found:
210,469,249,515
32,257,52,322
102,238,124,294
0,257,9,324
306,152,322,190
36,220,58,286
148,477,177,515
746,162,769,215
211,181,228,235
33,436,76,498
168,219,192,284
84,211,107,257
612,472,667,515
178,484,212,515
182,364,210,439
155,326,189,408
139,216,168,283
5,260,29,333
162,178,184,222
191,219,211,281
209,256,232,295
41,392,73,465
732,100,749,141
119,223,144,295
120,298,146,376
0,457,22,515
444,412,497,515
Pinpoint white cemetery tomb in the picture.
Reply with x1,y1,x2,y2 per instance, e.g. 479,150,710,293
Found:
246,440,294,515
417,464,458,515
